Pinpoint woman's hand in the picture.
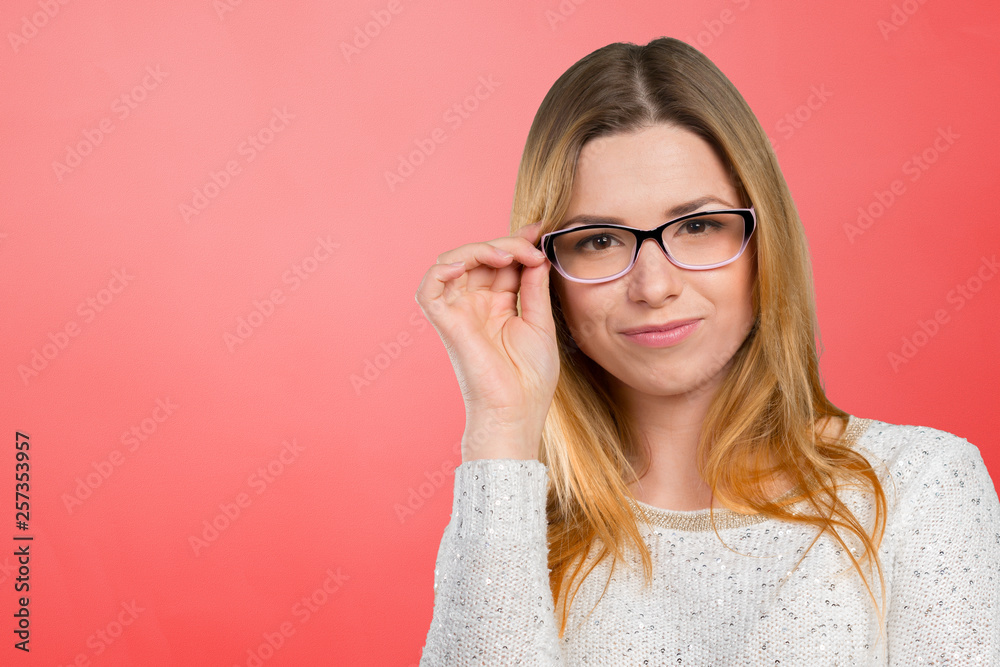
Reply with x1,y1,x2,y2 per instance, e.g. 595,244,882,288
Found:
415,222,559,461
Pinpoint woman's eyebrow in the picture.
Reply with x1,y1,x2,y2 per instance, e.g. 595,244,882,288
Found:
559,195,737,229
667,195,736,217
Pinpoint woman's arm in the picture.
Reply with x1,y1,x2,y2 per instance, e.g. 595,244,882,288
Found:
887,434,1000,664
418,458,566,666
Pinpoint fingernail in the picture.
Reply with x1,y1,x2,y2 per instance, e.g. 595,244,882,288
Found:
497,249,514,259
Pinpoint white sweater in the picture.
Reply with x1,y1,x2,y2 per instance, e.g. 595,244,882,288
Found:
418,415,1000,665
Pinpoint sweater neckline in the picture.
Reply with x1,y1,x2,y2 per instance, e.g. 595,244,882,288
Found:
628,414,874,532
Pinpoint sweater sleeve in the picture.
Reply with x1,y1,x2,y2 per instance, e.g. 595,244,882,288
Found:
887,436,1000,665
418,458,566,667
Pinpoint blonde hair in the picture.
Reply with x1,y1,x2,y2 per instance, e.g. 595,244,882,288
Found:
509,37,888,644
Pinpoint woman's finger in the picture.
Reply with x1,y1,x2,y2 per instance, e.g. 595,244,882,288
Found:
518,252,553,332
436,235,545,267
486,222,547,294
415,261,470,310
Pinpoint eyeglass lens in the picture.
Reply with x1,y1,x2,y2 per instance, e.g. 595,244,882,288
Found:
551,212,747,280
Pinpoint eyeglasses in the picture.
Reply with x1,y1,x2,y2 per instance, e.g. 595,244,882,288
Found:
539,207,756,284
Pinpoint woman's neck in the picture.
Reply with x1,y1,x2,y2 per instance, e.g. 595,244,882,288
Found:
625,414,847,512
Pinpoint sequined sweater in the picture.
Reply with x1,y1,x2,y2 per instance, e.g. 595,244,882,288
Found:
417,415,1000,665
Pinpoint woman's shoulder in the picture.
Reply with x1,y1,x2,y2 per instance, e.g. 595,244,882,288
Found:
849,414,993,507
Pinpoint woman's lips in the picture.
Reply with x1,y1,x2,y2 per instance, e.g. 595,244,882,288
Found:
621,320,701,347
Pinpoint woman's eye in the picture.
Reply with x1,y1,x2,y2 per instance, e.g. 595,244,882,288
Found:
578,234,622,250
679,220,719,235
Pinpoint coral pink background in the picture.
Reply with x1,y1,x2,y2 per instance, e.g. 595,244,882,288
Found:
2,1,998,664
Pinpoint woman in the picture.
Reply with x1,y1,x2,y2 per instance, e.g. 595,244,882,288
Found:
414,37,999,665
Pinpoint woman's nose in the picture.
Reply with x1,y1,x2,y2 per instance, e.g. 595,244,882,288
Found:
626,238,684,299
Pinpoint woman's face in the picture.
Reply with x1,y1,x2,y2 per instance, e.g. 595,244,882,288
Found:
551,123,756,402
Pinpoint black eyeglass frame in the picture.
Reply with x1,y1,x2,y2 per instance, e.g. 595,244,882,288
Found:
539,207,756,284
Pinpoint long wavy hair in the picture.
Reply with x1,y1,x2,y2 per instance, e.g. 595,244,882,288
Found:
509,37,889,645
